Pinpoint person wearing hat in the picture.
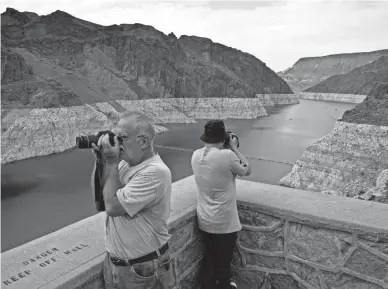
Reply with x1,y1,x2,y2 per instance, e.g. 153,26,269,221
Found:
191,120,251,289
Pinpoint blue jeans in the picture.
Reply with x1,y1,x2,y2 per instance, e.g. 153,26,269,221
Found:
103,252,175,289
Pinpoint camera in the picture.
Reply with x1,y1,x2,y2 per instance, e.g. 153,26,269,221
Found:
76,130,123,149
223,131,240,150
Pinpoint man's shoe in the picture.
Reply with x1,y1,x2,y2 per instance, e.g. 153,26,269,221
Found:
230,281,237,289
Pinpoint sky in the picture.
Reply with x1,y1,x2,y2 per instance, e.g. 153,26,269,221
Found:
1,0,388,71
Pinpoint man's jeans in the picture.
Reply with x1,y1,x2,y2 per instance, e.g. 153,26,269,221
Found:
103,252,175,289
199,230,238,289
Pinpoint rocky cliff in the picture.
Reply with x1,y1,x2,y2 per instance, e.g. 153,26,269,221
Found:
280,83,388,203
279,121,388,201
278,49,388,92
341,83,388,127
305,56,388,95
1,7,292,110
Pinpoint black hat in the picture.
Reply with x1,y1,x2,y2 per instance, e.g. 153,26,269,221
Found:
200,120,229,144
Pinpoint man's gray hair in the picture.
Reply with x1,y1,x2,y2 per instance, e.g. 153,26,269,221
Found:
121,110,156,145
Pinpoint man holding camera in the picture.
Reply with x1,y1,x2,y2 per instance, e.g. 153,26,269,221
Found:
91,110,174,289
191,120,251,289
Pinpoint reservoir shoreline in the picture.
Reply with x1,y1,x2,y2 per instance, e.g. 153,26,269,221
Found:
1,92,365,165
1,97,274,164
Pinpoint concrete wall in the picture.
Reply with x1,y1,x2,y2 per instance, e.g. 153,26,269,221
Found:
232,180,388,289
2,176,388,289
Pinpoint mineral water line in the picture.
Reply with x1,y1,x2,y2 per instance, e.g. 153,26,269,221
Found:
154,145,294,166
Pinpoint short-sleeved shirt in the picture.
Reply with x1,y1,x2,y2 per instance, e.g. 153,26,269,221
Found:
105,154,172,259
191,146,249,234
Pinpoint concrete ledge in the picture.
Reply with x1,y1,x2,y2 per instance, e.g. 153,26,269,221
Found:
1,212,106,288
236,179,388,234
39,254,105,289
1,176,198,289
2,175,387,289
233,179,388,289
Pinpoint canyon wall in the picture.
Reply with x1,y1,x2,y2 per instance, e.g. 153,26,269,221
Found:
1,8,292,110
1,7,297,164
1,98,269,164
279,121,388,202
280,82,388,203
278,49,388,92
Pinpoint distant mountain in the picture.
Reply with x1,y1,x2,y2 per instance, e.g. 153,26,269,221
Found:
1,7,292,109
305,56,388,95
278,50,388,92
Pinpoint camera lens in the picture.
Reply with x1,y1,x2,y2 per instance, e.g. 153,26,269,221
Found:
76,136,90,149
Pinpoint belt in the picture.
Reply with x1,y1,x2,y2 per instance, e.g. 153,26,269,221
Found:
110,243,169,266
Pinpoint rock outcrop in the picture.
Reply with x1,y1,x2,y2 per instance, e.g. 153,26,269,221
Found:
278,49,388,92
305,56,388,95
178,36,292,95
279,121,388,199
341,82,388,126
1,7,292,110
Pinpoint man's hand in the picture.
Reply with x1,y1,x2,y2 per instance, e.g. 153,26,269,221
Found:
229,134,239,152
90,132,102,160
91,134,121,164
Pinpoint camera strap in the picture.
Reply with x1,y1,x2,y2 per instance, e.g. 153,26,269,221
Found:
93,156,106,212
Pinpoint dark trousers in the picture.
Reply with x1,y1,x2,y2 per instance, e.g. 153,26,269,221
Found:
199,230,238,289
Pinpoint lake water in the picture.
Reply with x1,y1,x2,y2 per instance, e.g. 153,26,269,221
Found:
1,100,356,252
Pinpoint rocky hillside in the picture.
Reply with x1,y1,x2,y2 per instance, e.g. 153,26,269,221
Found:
278,49,388,92
305,56,388,95
1,7,292,110
279,121,388,202
341,82,388,126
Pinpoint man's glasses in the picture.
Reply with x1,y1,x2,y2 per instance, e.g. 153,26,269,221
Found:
113,132,146,143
